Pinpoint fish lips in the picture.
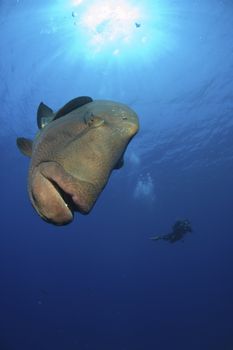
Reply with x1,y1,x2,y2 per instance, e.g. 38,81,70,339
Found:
29,161,93,225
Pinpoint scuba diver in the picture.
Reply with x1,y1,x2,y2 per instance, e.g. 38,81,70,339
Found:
150,219,192,243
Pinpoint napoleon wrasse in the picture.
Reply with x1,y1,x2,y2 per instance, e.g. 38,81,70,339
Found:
17,96,139,225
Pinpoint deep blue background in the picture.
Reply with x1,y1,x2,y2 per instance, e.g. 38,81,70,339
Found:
1,0,233,349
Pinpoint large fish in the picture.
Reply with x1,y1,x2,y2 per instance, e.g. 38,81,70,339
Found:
17,96,139,225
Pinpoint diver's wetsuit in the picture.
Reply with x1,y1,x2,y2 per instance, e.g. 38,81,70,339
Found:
151,219,192,243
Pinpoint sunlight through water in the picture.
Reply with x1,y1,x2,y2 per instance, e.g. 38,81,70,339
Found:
75,0,141,50
69,0,147,58
44,0,177,63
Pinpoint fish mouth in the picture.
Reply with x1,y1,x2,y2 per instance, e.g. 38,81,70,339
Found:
30,175,75,226
49,179,77,214
30,161,95,226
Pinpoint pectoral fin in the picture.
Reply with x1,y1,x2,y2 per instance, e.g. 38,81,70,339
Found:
114,156,124,169
16,137,33,157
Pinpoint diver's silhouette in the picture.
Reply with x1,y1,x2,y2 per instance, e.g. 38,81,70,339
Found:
150,219,192,243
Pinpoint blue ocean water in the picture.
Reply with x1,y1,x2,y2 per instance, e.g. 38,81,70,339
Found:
0,0,233,349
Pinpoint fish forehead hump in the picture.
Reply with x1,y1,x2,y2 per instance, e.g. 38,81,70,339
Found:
33,99,138,155
39,100,137,177
38,99,138,132
56,99,138,131
86,100,139,125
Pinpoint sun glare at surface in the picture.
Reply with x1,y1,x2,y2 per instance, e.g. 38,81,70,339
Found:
79,1,141,48
67,0,149,58
36,0,176,63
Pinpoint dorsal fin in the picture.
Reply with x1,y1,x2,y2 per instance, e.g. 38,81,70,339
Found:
54,96,93,121
16,137,33,157
37,102,55,129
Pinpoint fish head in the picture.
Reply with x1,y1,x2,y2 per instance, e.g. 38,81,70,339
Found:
84,100,139,140
18,99,139,226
